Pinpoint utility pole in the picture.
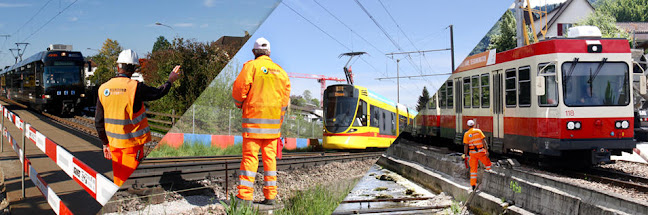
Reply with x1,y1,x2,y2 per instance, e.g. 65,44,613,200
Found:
515,0,525,48
397,59,400,104
450,25,455,72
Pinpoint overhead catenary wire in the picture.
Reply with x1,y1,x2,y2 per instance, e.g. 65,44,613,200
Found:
21,0,79,43
280,1,389,78
12,0,55,39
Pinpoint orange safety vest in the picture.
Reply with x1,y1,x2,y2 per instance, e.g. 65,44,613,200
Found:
463,128,486,153
98,77,151,148
232,55,291,139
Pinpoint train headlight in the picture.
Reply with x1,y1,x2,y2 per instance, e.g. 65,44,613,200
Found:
80,93,85,98
42,95,51,99
615,120,630,129
567,121,575,130
574,122,581,129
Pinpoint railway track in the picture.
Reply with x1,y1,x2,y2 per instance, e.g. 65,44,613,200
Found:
556,168,648,193
124,151,383,189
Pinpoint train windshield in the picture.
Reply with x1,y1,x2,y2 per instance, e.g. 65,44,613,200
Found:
324,96,358,133
43,65,81,87
562,61,629,106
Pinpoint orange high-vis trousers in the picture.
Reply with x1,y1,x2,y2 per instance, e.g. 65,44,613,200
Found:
469,149,491,186
109,144,144,186
237,138,278,201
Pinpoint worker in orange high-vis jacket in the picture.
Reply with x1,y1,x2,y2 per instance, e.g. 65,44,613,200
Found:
463,119,492,190
232,37,290,205
95,49,181,186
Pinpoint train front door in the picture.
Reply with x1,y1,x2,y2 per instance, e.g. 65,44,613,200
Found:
454,77,463,144
491,70,505,153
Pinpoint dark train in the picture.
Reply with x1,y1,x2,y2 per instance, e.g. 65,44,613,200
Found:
0,44,87,115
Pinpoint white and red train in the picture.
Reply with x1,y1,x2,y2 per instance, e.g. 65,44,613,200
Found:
410,27,643,165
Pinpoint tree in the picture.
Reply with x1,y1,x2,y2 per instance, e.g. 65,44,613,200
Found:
416,86,430,111
595,0,648,22
152,36,171,53
576,10,629,39
488,10,517,53
87,38,123,85
139,37,247,115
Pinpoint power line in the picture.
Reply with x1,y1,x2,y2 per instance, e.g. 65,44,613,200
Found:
12,0,54,38
313,0,385,55
281,1,388,78
22,0,78,43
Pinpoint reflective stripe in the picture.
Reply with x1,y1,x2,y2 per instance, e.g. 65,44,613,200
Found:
106,127,150,140
242,127,281,134
232,95,244,104
240,170,257,177
105,112,147,125
470,173,478,175
240,180,254,187
242,118,281,124
265,181,277,186
469,138,482,143
264,171,277,176
470,176,477,178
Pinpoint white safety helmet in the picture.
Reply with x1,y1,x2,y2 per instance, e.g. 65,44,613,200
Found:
116,49,140,65
253,37,270,51
467,120,475,127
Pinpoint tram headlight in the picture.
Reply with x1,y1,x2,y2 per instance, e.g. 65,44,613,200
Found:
80,93,85,98
621,120,629,129
567,121,575,130
616,120,630,129
574,121,581,129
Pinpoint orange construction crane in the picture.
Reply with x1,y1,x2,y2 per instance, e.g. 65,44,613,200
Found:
287,72,346,107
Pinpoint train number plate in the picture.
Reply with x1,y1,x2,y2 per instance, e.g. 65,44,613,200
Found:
565,110,575,117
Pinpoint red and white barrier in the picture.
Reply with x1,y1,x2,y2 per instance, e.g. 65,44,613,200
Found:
634,148,648,163
0,104,118,206
5,126,73,215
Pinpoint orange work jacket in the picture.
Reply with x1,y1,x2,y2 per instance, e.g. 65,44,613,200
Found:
98,78,151,148
232,55,291,139
463,128,486,152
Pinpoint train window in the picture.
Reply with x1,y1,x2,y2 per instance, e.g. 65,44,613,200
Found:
354,100,368,127
370,106,379,128
429,95,437,109
538,63,558,107
471,75,480,108
518,66,531,107
481,74,490,108
463,77,471,108
505,69,517,107
391,112,396,135
446,81,454,108
439,84,447,109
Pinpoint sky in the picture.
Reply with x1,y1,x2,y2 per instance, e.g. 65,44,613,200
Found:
0,0,280,66
230,0,516,108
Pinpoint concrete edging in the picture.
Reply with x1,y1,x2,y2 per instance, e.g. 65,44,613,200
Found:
380,141,648,214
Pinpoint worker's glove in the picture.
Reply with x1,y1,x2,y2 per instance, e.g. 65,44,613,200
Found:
461,154,466,159
168,65,182,83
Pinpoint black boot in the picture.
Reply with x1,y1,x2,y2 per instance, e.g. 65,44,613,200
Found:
472,185,476,191
260,198,276,205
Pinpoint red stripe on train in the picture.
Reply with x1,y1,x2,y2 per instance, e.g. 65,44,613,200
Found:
423,115,633,139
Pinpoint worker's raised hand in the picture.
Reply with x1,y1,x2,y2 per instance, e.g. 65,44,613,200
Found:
103,145,112,160
168,65,182,83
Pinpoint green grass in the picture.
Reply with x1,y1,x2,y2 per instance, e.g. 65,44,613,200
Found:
147,141,243,157
276,179,358,215
220,193,259,215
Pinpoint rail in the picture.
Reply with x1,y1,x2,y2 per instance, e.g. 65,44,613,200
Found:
123,152,382,190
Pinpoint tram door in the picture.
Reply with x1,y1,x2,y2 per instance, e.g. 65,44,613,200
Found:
491,70,505,153
454,77,463,144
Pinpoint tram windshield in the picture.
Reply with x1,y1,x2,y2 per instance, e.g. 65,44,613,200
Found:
324,96,358,133
44,65,82,87
562,61,629,106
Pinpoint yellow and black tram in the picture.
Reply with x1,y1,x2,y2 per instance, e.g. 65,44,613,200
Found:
322,84,417,149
